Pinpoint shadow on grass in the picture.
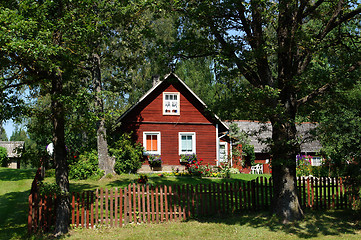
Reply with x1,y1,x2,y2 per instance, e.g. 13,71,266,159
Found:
193,209,360,239
106,175,251,189
0,168,36,182
0,189,31,240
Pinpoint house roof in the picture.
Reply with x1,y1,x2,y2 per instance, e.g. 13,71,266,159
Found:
227,120,322,153
0,141,25,158
116,73,229,132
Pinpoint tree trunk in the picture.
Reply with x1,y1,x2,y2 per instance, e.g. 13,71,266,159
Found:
52,71,70,236
270,93,303,223
92,53,114,176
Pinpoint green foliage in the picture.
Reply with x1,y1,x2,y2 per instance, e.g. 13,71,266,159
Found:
0,125,8,141
216,162,232,178
38,181,61,197
110,133,144,174
0,146,8,167
228,123,255,167
69,150,103,180
296,155,312,177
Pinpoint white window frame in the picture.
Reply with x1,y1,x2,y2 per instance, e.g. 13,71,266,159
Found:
163,92,180,115
179,132,196,155
219,142,228,163
311,156,322,166
143,132,161,155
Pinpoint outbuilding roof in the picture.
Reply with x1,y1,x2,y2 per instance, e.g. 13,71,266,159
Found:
227,120,322,153
0,141,25,158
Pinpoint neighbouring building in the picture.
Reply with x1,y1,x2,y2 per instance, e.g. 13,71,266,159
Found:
0,141,25,169
228,120,322,173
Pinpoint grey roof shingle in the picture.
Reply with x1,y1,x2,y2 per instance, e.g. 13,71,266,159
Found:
0,141,25,158
227,121,321,153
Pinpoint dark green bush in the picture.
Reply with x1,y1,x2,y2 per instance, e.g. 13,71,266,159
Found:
69,150,104,180
38,181,61,196
0,146,8,167
110,133,144,174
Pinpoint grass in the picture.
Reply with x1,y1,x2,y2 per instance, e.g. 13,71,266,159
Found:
1,167,360,240
0,168,36,240
62,211,361,240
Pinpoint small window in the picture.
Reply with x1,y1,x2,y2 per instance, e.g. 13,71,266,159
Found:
179,132,196,155
219,142,228,162
163,92,180,115
143,132,161,155
311,157,322,166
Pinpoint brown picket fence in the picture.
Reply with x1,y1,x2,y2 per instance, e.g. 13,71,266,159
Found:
28,176,357,233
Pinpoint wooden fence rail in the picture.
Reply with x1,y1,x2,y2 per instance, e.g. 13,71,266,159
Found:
28,176,357,233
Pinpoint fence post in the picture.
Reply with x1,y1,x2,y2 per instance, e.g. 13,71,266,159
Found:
28,194,33,234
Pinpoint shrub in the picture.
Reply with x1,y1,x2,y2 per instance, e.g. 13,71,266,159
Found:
0,146,8,167
216,162,232,178
186,158,205,176
38,182,61,196
110,133,144,174
69,150,104,180
185,158,220,177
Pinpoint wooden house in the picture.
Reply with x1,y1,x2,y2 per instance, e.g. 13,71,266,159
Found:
116,73,231,172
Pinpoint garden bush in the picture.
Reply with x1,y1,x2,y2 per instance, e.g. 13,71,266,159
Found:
69,150,104,180
110,133,144,174
0,146,8,167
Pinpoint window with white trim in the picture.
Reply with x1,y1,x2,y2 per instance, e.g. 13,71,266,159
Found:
311,157,322,166
143,132,161,155
163,92,180,115
219,142,228,162
179,132,196,155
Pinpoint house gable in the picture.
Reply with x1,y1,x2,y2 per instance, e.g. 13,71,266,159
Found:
118,73,228,131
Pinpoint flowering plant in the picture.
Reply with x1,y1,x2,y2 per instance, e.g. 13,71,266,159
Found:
137,174,148,184
216,161,232,178
180,153,197,164
148,155,162,167
186,158,204,176
296,154,312,176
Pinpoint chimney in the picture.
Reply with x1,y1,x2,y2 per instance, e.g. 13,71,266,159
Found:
152,75,160,87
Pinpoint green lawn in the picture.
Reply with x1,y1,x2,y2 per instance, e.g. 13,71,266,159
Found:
1,167,360,240
64,211,361,240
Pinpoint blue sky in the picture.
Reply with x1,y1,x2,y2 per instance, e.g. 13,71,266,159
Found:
3,120,15,139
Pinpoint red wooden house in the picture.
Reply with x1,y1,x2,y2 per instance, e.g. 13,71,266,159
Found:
116,73,231,172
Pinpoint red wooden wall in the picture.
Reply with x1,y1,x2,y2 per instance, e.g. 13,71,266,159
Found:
119,77,223,166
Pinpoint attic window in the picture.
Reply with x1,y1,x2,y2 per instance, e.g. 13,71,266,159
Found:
163,92,180,115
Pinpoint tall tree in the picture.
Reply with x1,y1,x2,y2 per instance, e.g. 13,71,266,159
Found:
175,0,361,222
0,124,8,141
1,1,167,234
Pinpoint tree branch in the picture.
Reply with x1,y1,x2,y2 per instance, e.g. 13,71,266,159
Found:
317,1,361,40
302,0,325,18
297,60,361,106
